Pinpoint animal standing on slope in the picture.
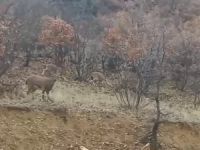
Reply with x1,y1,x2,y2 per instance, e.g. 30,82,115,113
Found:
89,71,111,87
26,75,56,102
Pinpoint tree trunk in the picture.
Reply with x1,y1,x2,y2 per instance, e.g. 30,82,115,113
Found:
102,55,105,73
0,42,15,77
150,80,161,150
55,45,65,67
135,72,143,110
76,64,81,80
180,66,189,91
24,48,31,67
194,93,198,108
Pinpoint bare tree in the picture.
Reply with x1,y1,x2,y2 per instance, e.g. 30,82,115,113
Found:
148,30,166,150
13,0,54,67
69,34,88,80
0,1,19,77
170,38,193,91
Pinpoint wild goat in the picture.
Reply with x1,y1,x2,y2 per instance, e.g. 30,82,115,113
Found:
26,75,56,101
89,72,111,87
42,64,57,77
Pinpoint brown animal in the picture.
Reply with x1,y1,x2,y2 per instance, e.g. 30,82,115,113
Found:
26,75,56,101
89,72,111,87
42,64,58,77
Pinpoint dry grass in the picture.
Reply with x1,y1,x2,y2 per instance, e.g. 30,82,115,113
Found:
0,59,200,149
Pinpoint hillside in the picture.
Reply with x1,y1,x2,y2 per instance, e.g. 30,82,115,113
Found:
0,0,200,150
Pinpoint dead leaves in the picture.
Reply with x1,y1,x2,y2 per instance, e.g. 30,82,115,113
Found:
39,16,75,47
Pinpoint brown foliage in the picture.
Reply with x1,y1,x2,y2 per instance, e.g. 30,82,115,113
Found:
103,27,125,56
103,26,144,61
39,16,75,47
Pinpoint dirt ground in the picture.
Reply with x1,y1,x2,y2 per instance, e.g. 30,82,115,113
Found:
0,108,138,150
0,108,200,150
0,59,200,150
160,122,200,150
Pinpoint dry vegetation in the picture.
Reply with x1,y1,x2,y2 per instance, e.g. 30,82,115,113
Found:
0,0,200,149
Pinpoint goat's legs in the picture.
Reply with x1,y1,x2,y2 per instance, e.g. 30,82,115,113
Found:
27,89,31,95
46,91,53,102
27,86,36,100
27,85,35,95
